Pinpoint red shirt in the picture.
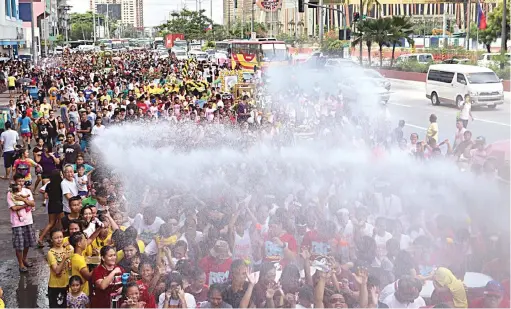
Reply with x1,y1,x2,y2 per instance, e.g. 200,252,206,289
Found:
302,230,334,257
263,233,297,267
136,280,157,308
198,256,232,286
470,297,510,308
137,102,148,113
90,265,124,308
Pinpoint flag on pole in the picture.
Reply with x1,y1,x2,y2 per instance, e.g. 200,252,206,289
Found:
477,2,487,30
205,24,213,31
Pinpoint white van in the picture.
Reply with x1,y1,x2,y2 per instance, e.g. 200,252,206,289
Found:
426,64,504,108
396,53,434,64
477,53,511,67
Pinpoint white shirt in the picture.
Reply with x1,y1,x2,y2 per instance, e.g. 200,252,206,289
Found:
158,292,196,308
91,125,106,135
459,101,471,120
374,232,393,257
382,293,426,308
61,178,79,213
375,193,402,218
0,129,19,152
131,213,165,243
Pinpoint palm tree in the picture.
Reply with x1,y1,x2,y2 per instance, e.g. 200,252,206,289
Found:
371,18,393,67
389,16,414,67
352,19,374,65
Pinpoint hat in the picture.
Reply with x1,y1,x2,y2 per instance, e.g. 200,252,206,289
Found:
475,136,486,144
484,280,504,297
210,240,232,260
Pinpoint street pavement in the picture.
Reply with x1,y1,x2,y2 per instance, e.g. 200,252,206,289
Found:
387,79,511,144
0,92,49,308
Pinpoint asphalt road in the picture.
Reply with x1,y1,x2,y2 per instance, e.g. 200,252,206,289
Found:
387,79,511,144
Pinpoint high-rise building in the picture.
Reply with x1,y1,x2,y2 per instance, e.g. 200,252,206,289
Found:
92,0,143,28
223,0,235,27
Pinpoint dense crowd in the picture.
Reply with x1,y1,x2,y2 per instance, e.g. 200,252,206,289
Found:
0,50,509,309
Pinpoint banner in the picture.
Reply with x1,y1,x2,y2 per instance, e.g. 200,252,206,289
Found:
257,0,282,12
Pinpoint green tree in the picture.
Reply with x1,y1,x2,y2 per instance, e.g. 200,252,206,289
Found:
369,18,393,67
352,19,381,66
69,12,94,41
156,9,212,41
389,16,414,67
468,0,509,53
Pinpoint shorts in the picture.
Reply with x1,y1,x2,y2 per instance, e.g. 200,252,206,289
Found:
3,150,16,168
48,287,67,308
8,86,15,91
21,132,32,138
24,180,32,187
78,191,88,197
80,139,89,151
12,224,36,250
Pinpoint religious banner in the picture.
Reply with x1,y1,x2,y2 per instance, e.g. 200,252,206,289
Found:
257,0,282,12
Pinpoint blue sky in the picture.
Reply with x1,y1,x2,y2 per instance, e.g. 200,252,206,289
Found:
68,0,223,27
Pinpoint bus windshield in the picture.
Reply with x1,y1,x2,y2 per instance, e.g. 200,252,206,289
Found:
261,43,287,61
216,42,230,53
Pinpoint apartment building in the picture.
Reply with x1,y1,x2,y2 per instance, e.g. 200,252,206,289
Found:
92,0,143,28
0,0,24,56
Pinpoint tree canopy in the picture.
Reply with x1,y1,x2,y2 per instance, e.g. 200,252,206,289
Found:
156,9,212,41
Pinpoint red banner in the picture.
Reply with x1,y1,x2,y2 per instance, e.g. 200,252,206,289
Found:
257,0,282,11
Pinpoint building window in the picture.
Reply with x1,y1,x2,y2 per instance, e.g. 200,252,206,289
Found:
11,0,16,17
5,0,11,17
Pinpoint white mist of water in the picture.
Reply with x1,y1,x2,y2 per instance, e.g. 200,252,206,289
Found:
92,63,508,235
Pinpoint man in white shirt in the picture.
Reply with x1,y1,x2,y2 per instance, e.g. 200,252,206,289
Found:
374,184,402,219
382,277,426,308
61,164,79,214
0,121,19,179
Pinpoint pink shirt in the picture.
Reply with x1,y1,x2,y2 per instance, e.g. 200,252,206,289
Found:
7,188,35,227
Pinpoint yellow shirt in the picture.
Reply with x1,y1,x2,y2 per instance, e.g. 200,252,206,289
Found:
86,233,112,256
49,87,58,99
0,298,4,309
7,76,16,87
116,239,146,263
427,122,439,143
71,253,89,295
100,95,111,102
40,103,52,118
47,247,72,288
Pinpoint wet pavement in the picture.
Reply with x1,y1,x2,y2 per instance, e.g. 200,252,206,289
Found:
0,92,50,308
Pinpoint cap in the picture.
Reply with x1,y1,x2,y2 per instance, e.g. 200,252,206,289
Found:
475,136,486,144
484,280,504,297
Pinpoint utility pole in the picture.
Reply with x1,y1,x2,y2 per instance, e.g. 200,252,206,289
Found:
359,0,362,64
501,0,507,64
251,0,254,34
93,4,96,43
319,0,324,44
30,0,38,65
466,0,471,50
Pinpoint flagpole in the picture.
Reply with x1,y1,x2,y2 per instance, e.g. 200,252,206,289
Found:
476,0,479,51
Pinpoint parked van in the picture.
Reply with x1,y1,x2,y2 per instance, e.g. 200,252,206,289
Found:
396,53,434,64
477,53,510,67
426,64,504,108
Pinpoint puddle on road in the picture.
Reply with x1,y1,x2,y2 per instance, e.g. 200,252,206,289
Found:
0,253,50,308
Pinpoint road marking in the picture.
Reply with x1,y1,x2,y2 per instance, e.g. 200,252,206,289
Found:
475,118,511,127
405,124,427,130
389,102,412,107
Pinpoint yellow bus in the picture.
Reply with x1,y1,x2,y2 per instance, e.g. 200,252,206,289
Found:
230,40,288,71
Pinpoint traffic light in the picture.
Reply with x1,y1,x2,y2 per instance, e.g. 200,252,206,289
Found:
446,20,451,31
353,12,360,22
339,29,351,40
298,0,304,12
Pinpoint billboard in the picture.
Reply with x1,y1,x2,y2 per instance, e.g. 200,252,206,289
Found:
96,3,122,21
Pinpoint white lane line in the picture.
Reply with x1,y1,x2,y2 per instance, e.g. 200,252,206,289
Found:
475,118,511,127
389,102,412,107
405,124,427,130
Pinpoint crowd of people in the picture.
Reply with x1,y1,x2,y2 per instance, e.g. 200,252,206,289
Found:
0,49,509,309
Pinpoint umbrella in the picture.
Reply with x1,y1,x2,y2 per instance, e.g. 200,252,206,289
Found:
488,139,510,161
